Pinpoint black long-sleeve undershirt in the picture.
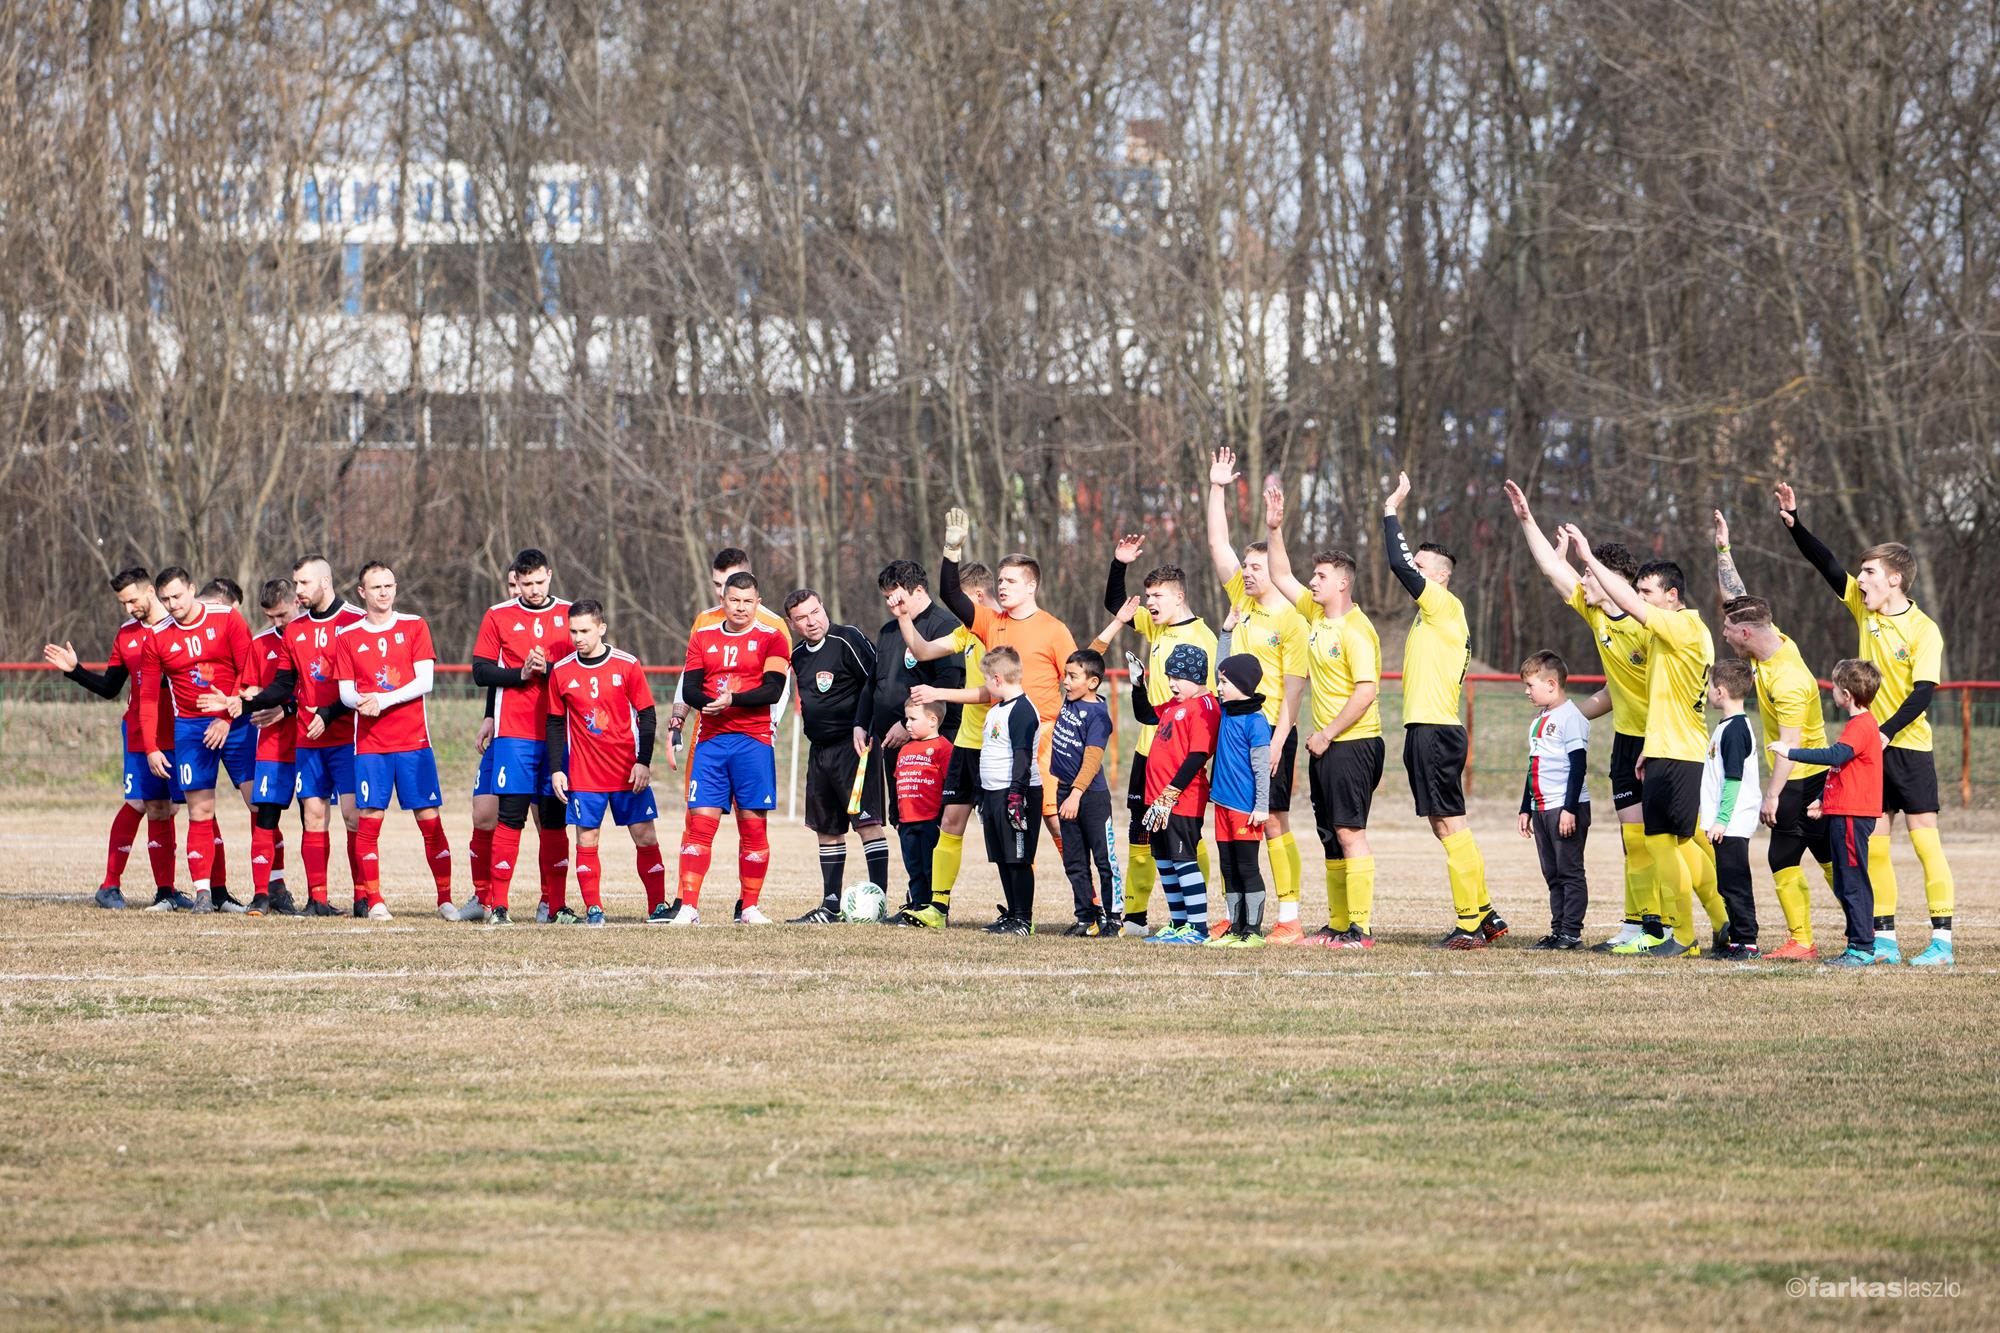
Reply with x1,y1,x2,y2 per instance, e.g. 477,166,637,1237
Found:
1168,748,1211,792
634,705,657,765
1565,747,1587,812
1880,681,1935,741
1105,558,1129,616
243,667,296,712
471,656,531,689
64,662,128,700
730,670,788,708
939,555,975,628
1130,689,1158,726
1382,514,1428,600
1785,511,1850,598
546,713,568,774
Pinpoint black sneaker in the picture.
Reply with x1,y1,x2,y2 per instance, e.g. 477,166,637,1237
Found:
984,914,1018,934
304,898,342,917
1717,941,1761,960
269,886,303,917
789,905,840,924
489,906,512,925
1713,928,1732,956
1551,934,1584,950
352,898,367,918
1530,934,1564,950
1062,921,1096,937
1101,915,1124,936
1477,912,1509,943
1432,927,1488,950
147,887,178,910
247,893,271,916
994,918,1034,937
1305,925,1341,945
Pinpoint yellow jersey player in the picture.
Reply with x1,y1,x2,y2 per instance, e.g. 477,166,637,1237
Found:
1776,482,1954,966
1714,575,1833,959
1205,447,1310,941
1502,478,1657,949
1384,472,1502,947
1264,484,1383,949
1564,525,1718,957
1103,533,1218,935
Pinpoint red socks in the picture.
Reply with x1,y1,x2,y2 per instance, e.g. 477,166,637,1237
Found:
211,833,228,892
575,843,603,910
469,826,494,905
251,824,276,895
104,804,143,890
637,843,667,912
302,829,331,902
354,817,384,905
346,830,365,897
679,811,720,908
538,824,570,913
488,825,523,910
737,818,770,907
186,817,216,890
145,817,177,892
272,829,285,877
419,817,452,903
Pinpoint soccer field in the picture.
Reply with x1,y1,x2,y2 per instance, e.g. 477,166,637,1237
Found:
2,797,1995,1329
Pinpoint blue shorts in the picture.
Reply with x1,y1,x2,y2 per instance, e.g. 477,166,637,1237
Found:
123,749,184,804
354,748,444,811
568,787,660,829
295,744,356,801
174,716,258,793
253,761,297,807
472,743,499,797
490,736,553,798
686,732,777,812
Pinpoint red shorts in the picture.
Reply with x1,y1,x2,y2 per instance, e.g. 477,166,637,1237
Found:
1214,807,1264,843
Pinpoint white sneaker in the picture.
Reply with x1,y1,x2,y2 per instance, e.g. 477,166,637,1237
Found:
666,906,700,927
437,901,461,922
737,904,773,925
367,901,394,921
535,902,553,924
458,900,487,922
1119,920,1148,938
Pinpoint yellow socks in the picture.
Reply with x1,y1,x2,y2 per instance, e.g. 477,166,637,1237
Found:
1910,826,1955,919
1686,839,1727,932
1126,843,1156,919
1773,864,1813,946
1325,859,1350,931
1441,830,1488,929
1196,840,1213,895
1346,855,1376,933
1867,835,1897,919
1269,832,1301,903
1646,832,1693,944
930,831,964,911
1619,822,1654,923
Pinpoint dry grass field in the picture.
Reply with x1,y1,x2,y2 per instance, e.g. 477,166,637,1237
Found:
2,793,1996,1329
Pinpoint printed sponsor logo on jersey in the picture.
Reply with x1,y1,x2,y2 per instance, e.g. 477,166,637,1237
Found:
815,671,833,693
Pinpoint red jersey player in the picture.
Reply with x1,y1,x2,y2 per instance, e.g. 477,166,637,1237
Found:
668,571,791,926
136,567,257,914
469,549,573,922
234,579,300,915
545,600,664,926
1132,643,1220,941
43,567,182,909
333,562,450,920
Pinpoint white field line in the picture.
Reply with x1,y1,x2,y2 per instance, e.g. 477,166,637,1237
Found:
0,963,1991,985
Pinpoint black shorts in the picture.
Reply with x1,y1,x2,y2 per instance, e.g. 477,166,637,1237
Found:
1309,736,1384,849
1126,751,1151,844
1882,747,1941,815
803,742,884,836
941,744,983,807
978,788,1041,865
1640,757,1702,839
1267,728,1299,814
1609,732,1644,810
1153,811,1205,863
1402,724,1467,820
1769,772,1831,871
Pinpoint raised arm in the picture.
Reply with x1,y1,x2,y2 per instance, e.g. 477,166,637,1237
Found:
1381,471,1427,601
1206,447,1242,585
896,612,959,663
1773,482,1848,597
1263,483,1306,605
1087,597,1142,656
1107,535,1142,615
1502,478,1581,600
1561,525,1651,625
1714,509,1748,599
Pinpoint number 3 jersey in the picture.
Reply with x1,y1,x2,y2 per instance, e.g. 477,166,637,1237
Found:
548,649,656,791
333,614,438,754
683,622,790,744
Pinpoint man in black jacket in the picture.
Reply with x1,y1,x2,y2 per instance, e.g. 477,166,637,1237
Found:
784,588,891,921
